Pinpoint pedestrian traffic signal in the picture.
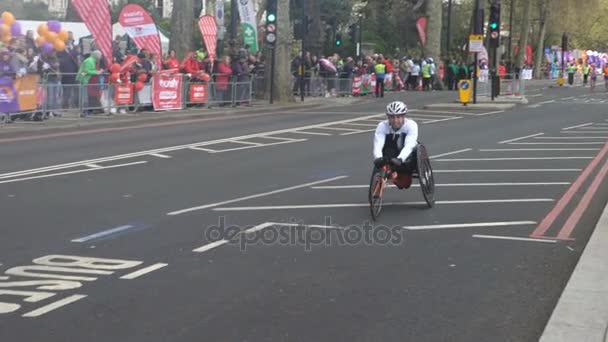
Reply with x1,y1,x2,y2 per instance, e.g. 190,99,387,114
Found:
562,32,568,51
335,33,342,46
349,24,359,43
265,0,278,46
488,3,500,48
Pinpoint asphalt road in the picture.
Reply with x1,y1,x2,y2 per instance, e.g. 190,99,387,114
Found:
1,83,607,342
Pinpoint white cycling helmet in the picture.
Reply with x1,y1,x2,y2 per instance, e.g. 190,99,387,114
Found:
386,101,408,116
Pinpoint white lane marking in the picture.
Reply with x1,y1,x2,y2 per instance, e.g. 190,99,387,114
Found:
435,157,593,161
230,140,264,146
402,221,536,230
434,169,581,172
311,182,570,189
508,142,604,145
538,100,556,105
257,135,301,142
149,153,172,158
476,110,506,116
71,225,135,243
189,146,218,152
528,94,543,97
243,222,276,234
0,161,148,185
206,139,308,153
339,122,379,127
571,127,608,130
410,109,472,116
562,122,594,130
212,199,555,211
167,175,348,216
193,240,230,253
430,148,472,159
290,130,332,136
22,295,88,318
528,104,541,108
473,234,558,243
534,136,607,139
562,131,608,134
479,148,600,151
422,116,462,124
84,164,102,169
562,96,574,100
340,129,376,136
315,126,363,132
499,133,544,144
120,263,168,279
0,113,384,180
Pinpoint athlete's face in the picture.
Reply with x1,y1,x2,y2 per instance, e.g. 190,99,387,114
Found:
388,115,405,130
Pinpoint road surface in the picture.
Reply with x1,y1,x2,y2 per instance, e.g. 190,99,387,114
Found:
1,84,607,341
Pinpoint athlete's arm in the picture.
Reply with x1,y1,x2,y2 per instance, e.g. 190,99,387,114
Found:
373,122,386,159
397,120,418,162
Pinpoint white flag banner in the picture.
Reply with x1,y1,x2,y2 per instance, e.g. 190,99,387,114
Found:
237,0,259,53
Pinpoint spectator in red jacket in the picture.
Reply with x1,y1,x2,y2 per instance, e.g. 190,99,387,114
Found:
214,55,233,106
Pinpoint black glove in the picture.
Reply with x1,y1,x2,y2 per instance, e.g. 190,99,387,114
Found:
390,158,403,166
374,158,384,167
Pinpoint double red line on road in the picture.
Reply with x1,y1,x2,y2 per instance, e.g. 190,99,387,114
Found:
531,140,608,240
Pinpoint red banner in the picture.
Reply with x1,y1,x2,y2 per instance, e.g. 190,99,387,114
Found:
114,84,134,105
153,72,183,111
72,0,113,66
119,4,162,67
416,17,427,47
189,84,208,103
198,15,217,63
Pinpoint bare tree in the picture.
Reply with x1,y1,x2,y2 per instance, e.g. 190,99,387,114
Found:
424,0,443,59
305,0,322,56
515,0,532,69
534,0,548,79
170,0,195,60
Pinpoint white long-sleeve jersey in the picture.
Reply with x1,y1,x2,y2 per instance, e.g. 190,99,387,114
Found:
372,119,419,162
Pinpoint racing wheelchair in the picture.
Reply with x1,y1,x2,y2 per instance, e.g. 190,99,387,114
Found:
368,143,435,221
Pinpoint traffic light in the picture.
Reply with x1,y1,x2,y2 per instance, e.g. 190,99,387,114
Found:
349,24,359,43
335,33,342,47
265,0,277,46
489,3,500,48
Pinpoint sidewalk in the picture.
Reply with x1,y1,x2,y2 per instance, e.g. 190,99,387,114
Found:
0,96,367,136
539,202,608,342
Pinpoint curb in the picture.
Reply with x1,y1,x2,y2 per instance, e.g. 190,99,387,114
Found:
539,202,608,342
423,102,517,110
0,98,366,137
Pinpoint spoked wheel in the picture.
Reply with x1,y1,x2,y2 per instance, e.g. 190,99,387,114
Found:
368,168,386,221
416,144,435,208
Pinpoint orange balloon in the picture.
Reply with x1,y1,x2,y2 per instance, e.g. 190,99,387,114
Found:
36,36,46,47
54,39,65,51
58,30,69,42
1,12,15,26
1,24,10,37
37,24,48,37
45,31,58,42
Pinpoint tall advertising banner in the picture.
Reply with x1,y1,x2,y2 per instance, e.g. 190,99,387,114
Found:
416,17,427,47
152,72,183,111
198,15,218,63
119,4,162,67
237,0,259,53
72,0,113,66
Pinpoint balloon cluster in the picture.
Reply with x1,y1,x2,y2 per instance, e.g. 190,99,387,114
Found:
108,61,148,91
36,20,69,54
1,11,23,44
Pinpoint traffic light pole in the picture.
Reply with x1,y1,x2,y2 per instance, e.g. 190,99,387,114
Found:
270,46,276,104
300,7,306,102
473,0,481,104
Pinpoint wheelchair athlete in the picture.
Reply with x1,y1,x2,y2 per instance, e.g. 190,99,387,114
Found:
372,101,419,189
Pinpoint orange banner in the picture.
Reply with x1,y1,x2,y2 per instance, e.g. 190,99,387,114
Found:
15,74,40,112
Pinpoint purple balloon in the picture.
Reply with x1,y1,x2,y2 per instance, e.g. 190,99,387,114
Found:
47,20,61,33
10,22,21,36
41,42,54,54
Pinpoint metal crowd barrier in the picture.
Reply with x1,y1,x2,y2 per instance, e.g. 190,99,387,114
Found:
0,72,256,126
